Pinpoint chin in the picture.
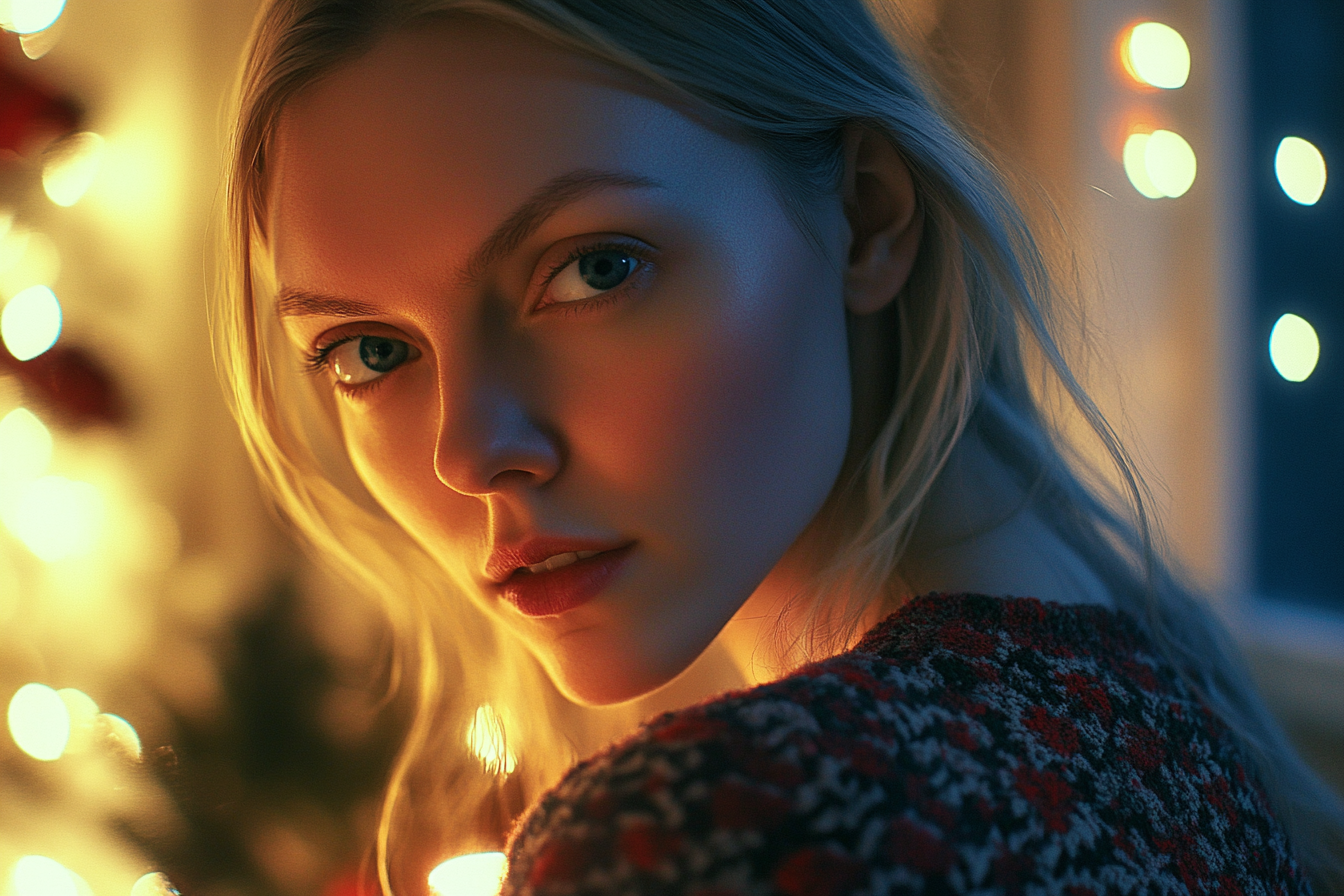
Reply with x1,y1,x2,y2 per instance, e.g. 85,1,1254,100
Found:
543,635,701,707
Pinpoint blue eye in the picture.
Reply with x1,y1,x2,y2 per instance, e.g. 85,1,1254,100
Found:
550,249,639,303
328,336,417,385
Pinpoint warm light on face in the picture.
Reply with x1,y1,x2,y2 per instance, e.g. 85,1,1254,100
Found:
466,704,517,776
1269,313,1321,382
0,407,53,484
1,284,62,361
1121,22,1190,89
1275,136,1327,206
8,683,71,761
42,133,105,207
2,0,67,34
1,475,105,561
1122,129,1196,199
428,853,508,896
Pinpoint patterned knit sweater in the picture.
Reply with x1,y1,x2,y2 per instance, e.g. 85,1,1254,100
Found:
502,593,1310,896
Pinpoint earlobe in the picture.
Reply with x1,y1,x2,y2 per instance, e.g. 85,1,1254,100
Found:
841,124,923,316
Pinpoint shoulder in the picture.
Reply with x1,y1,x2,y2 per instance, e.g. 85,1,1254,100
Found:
502,594,1312,896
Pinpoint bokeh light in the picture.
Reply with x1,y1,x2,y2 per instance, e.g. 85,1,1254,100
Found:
4,0,66,34
1,475,105,561
1144,129,1197,197
1,284,62,361
1123,133,1164,198
466,704,517,776
0,407,53,484
131,872,180,896
8,683,71,761
1269,313,1321,382
43,133,105,207
428,853,508,896
1122,22,1190,89
101,713,143,759
1275,136,1327,206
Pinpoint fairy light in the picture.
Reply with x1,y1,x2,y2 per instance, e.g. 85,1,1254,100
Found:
101,713,143,759
1,285,62,361
428,853,507,896
43,133,105,208
466,704,517,776
1121,22,1190,89
1269,313,1321,382
2,0,66,34
10,857,80,896
8,683,71,761
1275,136,1327,206
131,872,180,896
0,407,53,484
1122,129,1197,199
1,475,105,561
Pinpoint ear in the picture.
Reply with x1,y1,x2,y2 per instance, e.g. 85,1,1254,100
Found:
840,123,923,315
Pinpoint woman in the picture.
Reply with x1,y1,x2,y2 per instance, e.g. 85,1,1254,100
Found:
216,0,1344,892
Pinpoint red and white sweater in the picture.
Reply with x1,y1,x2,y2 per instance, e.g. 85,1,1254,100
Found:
503,593,1310,895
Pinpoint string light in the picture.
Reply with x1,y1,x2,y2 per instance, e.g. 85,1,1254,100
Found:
466,704,517,776
1274,136,1327,206
1,475,105,561
1269,313,1321,382
8,683,71,761
2,284,62,361
428,853,507,896
1121,22,1190,89
10,857,81,896
43,133,105,208
1122,129,1197,199
2,0,66,34
131,872,180,896
101,713,143,759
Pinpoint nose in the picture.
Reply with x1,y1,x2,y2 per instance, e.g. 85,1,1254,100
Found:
432,360,562,497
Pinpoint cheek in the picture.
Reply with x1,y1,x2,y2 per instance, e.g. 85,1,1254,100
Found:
569,242,852,558
337,385,483,563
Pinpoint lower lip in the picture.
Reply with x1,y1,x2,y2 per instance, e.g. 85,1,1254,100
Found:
497,545,635,617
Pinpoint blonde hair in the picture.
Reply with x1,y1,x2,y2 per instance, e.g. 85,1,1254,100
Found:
216,0,1344,890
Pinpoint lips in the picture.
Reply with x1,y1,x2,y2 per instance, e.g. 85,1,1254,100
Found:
486,539,635,617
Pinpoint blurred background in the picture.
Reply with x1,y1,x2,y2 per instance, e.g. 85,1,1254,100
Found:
0,1,1339,895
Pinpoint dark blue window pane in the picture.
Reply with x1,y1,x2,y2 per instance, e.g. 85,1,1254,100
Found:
1248,0,1344,610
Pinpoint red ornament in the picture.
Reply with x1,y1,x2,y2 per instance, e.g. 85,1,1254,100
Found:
0,343,128,427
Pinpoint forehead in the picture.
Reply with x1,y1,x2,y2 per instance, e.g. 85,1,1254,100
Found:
266,17,761,292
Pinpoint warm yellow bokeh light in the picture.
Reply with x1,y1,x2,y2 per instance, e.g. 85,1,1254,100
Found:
428,853,507,896
43,133,105,207
1,475,105,561
0,407,53,484
466,704,517,776
1275,136,1327,206
1122,133,1165,198
1145,129,1197,197
101,713,143,759
1269,313,1321,383
131,872,180,896
0,229,61,297
1,285,62,361
8,683,71,761
3,0,66,34
10,857,79,896
1123,22,1190,89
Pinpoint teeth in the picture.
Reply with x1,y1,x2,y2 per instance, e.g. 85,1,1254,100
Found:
525,550,602,575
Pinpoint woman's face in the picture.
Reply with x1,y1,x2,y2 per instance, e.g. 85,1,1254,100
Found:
270,17,855,704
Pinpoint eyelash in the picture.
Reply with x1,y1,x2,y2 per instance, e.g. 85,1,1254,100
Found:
535,237,653,314
301,238,652,391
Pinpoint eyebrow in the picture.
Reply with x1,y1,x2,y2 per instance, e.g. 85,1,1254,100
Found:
276,168,663,320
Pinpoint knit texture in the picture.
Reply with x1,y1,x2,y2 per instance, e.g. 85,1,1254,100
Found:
502,593,1310,895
